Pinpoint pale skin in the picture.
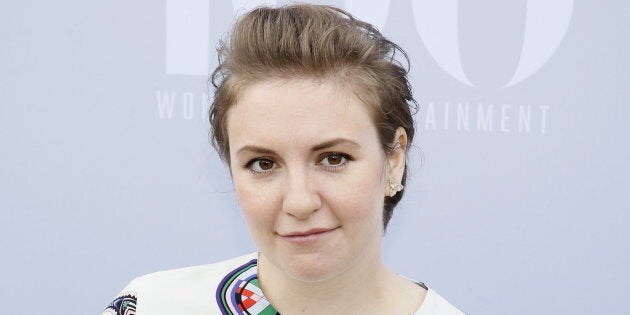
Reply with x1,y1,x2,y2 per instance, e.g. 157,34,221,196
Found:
226,77,426,314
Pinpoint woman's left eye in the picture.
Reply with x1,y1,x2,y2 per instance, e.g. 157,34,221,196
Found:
319,153,350,168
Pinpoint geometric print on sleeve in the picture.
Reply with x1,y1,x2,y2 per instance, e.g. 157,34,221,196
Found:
103,292,137,315
216,259,280,315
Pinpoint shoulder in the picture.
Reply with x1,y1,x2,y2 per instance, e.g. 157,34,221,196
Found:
415,288,466,315
102,253,257,315
131,252,257,289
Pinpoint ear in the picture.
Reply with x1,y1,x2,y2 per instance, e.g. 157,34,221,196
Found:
386,127,408,186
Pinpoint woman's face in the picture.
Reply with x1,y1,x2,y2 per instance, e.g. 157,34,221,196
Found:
227,78,402,282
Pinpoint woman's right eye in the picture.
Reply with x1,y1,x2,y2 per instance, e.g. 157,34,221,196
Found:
248,159,276,174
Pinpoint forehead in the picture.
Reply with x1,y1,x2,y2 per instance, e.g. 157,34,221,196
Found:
226,78,378,150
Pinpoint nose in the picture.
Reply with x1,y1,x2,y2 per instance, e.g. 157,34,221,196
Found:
281,168,321,219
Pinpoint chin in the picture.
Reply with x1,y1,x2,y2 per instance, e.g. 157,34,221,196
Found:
280,251,348,283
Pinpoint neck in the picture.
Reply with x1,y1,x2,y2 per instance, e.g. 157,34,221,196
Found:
257,248,396,314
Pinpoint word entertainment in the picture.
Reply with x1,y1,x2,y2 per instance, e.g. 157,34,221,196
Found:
421,102,549,133
157,90,210,121
157,91,549,134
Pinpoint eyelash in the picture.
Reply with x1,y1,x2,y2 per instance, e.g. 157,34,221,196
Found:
318,152,352,171
244,152,353,176
245,157,275,176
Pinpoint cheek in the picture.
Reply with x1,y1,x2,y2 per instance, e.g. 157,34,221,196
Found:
323,164,386,222
233,175,281,229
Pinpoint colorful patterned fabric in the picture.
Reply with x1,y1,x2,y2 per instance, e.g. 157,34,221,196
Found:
102,253,458,314
104,292,137,315
216,259,280,315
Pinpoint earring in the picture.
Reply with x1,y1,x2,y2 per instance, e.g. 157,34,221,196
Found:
388,179,404,197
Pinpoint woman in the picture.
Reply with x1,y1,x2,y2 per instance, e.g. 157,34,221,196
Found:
103,4,464,314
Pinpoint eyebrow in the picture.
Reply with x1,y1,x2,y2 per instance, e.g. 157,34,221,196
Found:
311,138,360,151
235,138,361,156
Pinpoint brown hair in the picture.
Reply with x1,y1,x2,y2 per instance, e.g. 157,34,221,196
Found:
209,4,417,229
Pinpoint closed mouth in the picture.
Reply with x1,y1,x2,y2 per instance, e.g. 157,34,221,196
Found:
279,227,339,238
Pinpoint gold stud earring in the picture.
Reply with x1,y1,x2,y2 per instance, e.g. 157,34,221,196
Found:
388,179,404,197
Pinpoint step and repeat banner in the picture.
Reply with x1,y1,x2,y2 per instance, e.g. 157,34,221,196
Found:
1,1,628,314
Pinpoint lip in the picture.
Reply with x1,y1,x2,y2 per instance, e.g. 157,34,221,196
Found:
278,227,339,244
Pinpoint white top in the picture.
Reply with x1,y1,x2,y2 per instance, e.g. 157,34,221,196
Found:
103,253,465,315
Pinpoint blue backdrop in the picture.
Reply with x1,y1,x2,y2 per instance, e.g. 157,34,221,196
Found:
1,1,628,314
